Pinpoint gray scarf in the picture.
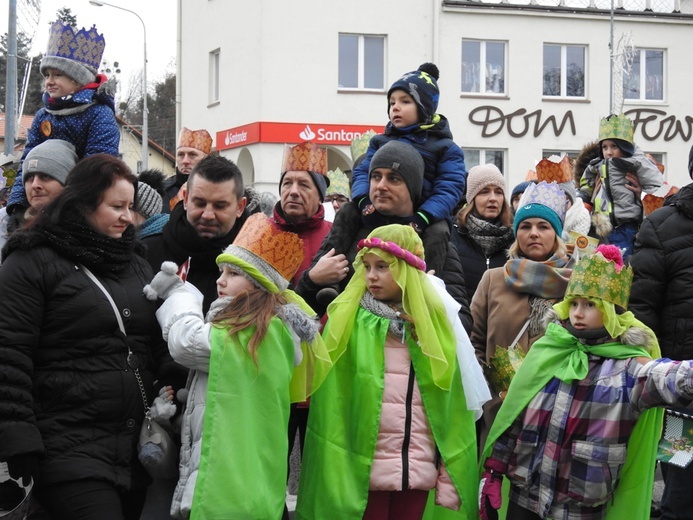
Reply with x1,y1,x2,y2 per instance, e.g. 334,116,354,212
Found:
464,213,514,257
360,291,407,341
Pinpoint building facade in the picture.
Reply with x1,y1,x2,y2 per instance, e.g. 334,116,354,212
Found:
176,0,693,194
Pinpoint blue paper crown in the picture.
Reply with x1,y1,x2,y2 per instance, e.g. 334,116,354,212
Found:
45,20,106,71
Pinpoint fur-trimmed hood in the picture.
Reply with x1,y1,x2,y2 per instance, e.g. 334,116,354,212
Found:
573,141,601,184
542,308,654,351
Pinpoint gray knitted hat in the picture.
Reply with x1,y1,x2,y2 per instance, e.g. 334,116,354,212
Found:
40,55,96,87
558,181,577,205
369,141,425,205
136,181,163,219
23,139,77,185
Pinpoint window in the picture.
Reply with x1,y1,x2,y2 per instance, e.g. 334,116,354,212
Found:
543,44,586,98
338,34,385,90
464,149,505,172
624,49,664,101
462,40,506,95
209,48,220,104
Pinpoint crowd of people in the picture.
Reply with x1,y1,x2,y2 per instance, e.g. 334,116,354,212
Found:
2,17,693,520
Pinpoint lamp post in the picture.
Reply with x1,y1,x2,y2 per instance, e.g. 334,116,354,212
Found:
89,0,148,171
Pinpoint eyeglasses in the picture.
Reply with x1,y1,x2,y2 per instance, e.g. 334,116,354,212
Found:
325,195,350,207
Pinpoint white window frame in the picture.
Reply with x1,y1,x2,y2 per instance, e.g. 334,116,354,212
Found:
208,48,220,105
461,39,507,96
542,44,587,99
623,48,665,102
338,33,386,91
464,148,505,172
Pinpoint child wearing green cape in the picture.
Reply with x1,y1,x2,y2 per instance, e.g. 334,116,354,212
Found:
479,244,693,520
296,224,485,520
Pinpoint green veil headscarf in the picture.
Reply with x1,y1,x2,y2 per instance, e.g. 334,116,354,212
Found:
324,224,457,389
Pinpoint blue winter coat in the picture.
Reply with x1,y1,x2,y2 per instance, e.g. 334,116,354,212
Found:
7,76,120,211
351,115,467,225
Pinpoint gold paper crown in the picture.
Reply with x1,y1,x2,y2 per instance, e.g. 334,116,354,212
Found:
598,114,634,144
642,185,679,216
565,248,633,309
225,213,304,285
536,156,573,184
45,20,106,71
282,142,327,176
177,127,213,154
350,130,376,164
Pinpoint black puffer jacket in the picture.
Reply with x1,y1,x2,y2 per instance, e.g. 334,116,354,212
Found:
0,233,168,490
629,183,693,360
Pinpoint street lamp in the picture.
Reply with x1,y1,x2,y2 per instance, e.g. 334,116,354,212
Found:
89,0,148,171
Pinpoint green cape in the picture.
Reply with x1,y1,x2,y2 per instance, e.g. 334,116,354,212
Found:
191,321,329,520
296,308,478,520
481,322,663,520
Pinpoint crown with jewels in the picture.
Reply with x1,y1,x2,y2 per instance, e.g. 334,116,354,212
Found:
45,20,106,72
216,214,304,292
565,244,633,309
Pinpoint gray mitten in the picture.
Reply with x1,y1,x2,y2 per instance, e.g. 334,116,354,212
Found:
143,261,184,301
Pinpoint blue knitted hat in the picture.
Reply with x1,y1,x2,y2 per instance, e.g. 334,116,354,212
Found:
513,181,567,237
387,63,440,125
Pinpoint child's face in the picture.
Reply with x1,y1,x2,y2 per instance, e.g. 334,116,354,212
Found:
363,252,402,304
569,297,604,331
601,140,624,159
388,90,419,128
216,265,254,298
43,68,81,98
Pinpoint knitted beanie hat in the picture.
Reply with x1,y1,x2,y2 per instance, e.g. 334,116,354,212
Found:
369,141,425,206
558,181,576,205
513,181,567,237
23,139,77,185
510,180,537,203
387,63,440,125
466,164,506,203
40,21,105,86
136,181,163,219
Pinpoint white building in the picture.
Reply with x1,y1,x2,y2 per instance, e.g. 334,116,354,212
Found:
176,0,693,194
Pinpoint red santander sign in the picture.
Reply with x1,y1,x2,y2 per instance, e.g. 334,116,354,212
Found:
216,122,384,151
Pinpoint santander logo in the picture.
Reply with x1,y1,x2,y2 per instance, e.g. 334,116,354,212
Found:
299,125,316,141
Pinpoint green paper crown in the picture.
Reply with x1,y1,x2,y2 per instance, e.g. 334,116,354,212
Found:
565,252,633,309
350,130,376,164
326,167,350,198
598,114,634,144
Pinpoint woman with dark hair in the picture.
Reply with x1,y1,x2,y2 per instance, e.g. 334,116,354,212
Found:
452,164,514,300
0,154,176,520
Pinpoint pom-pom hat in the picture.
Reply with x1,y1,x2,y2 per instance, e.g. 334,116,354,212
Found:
136,181,163,219
40,20,106,86
387,63,440,125
465,164,506,203
177,127,213,154
216,213,304,293
513,181,567,237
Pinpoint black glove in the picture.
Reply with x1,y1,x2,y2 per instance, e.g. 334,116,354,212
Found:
0,479,25,511
6,454,39,487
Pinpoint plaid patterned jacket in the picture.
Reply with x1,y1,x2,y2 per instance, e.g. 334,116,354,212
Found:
488,355,693,520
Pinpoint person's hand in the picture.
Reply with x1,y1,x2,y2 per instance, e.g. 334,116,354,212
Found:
624,172,642,198
479,469,503,520
149,385,176,423
6,454,38,487
308,248,349,286
143,261,185,301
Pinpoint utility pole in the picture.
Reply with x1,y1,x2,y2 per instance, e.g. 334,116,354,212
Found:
4,0,18,155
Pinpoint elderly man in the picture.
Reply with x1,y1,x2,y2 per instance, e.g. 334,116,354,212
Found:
143,154,249,314
272,142,333,287
163,127,213,213
297,140,472,332
0,140,77,259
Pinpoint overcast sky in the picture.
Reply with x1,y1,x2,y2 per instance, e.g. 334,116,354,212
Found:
3,0,177,95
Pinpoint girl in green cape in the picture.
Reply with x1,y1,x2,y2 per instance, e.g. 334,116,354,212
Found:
296,224,480,520
145,213,332,520
479,244,693,520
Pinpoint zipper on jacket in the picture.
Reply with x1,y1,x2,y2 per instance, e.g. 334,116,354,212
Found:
486,256,490,270
401,363,416,490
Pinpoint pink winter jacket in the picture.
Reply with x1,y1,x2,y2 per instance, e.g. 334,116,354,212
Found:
369,332,461,510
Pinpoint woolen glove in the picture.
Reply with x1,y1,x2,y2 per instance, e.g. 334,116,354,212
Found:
6,454,39,487
143,261,185,301
479,468,503,520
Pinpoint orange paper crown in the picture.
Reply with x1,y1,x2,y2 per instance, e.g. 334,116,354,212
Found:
642,185,680,216
535,155,573,184
217,214,304,291
282,142,327,176
177,127,213,154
